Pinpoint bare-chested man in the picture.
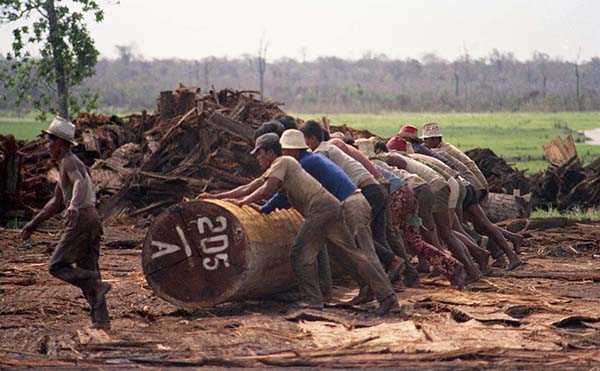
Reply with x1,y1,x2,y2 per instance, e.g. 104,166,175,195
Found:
20,117,111,330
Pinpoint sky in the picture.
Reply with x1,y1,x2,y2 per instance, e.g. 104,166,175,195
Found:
1,0,599,62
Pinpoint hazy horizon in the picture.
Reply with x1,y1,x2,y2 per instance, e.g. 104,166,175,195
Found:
1,0,599,62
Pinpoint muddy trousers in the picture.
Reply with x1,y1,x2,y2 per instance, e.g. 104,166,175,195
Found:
361,183,396,268
316,192,390,298
48,207,110,327
291,201,395,305
389,186,463,281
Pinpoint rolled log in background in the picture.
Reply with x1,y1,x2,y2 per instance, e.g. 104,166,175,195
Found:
485,192,532,223
142,199,304,310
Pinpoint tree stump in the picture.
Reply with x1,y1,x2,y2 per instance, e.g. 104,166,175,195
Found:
158,91,175,120
142,199,304,310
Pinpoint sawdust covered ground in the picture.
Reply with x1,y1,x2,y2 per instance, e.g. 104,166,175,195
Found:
1,221,600,369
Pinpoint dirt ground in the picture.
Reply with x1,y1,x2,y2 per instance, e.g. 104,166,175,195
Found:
1,220,600,369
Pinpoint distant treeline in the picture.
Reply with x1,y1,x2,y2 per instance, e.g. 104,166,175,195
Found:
3,50,600,113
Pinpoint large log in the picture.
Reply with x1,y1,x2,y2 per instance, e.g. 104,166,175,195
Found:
142,199,304,310
485,192,532,223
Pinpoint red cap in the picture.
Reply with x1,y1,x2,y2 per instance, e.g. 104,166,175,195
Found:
386,136,408,152
398,125,418,139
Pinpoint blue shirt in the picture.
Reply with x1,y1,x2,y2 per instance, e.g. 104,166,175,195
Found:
373,163,406,194
412,142,452,166
261,151,357,213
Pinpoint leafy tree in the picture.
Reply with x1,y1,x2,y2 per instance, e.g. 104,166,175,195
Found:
0,0,105,119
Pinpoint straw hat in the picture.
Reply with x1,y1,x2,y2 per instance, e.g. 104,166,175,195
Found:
421,123,442,139
42,116,78,146
355,138,375,157
279,129,308,150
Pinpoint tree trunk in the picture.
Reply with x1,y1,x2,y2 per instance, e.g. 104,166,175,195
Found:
258,57,266,101
45,0,69,118
158,91,175,120
142,200,304,310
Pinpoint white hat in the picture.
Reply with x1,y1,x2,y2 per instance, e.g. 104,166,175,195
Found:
42,116,78,146
280,129,308,150
421,123,442,139
355,138,375,157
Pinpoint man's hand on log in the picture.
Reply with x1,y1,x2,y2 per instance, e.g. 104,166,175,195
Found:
248,203,262,212
197,192,218,199
224,198,245,207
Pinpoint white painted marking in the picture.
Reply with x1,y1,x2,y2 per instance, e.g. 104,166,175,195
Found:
176,225,192,257
150,241,181,259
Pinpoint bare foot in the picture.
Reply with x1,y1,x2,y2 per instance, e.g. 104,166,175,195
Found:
393,279,406,292
509,234,524,254
473,249,491,275
491,255,507,268
465,264,483,283
375,295,400,316
505,259,523,271
448,264,466,290
348,286,374,306
386,257,404,281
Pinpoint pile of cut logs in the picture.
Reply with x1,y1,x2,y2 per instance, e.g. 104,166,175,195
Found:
0,86,285,221
467,135,600,211
3,88,599,223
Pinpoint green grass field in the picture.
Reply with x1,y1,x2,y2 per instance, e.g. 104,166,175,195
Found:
0,115,45,141
302,112,600,174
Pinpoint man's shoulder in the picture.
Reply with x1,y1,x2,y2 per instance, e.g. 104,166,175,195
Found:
60,153,84,170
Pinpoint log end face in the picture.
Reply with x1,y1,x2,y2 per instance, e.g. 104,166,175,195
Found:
142,200,249,309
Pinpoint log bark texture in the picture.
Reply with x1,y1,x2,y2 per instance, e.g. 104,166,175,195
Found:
485,192,532,223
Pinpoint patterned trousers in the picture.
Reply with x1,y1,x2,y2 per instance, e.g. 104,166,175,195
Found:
389,185,463,280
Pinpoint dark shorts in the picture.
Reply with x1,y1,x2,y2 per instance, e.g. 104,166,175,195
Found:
49,207,103,269
413,185,435,231
477,188,489,203
462,184,480,209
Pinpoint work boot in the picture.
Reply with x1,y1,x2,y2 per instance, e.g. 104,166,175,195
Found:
374,295,400,316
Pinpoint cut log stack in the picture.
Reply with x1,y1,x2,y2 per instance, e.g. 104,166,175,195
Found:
465,148,530,195
467,136,600,211
529,136,600,210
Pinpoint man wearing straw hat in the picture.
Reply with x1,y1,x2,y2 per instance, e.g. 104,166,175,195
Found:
20,116,111,330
